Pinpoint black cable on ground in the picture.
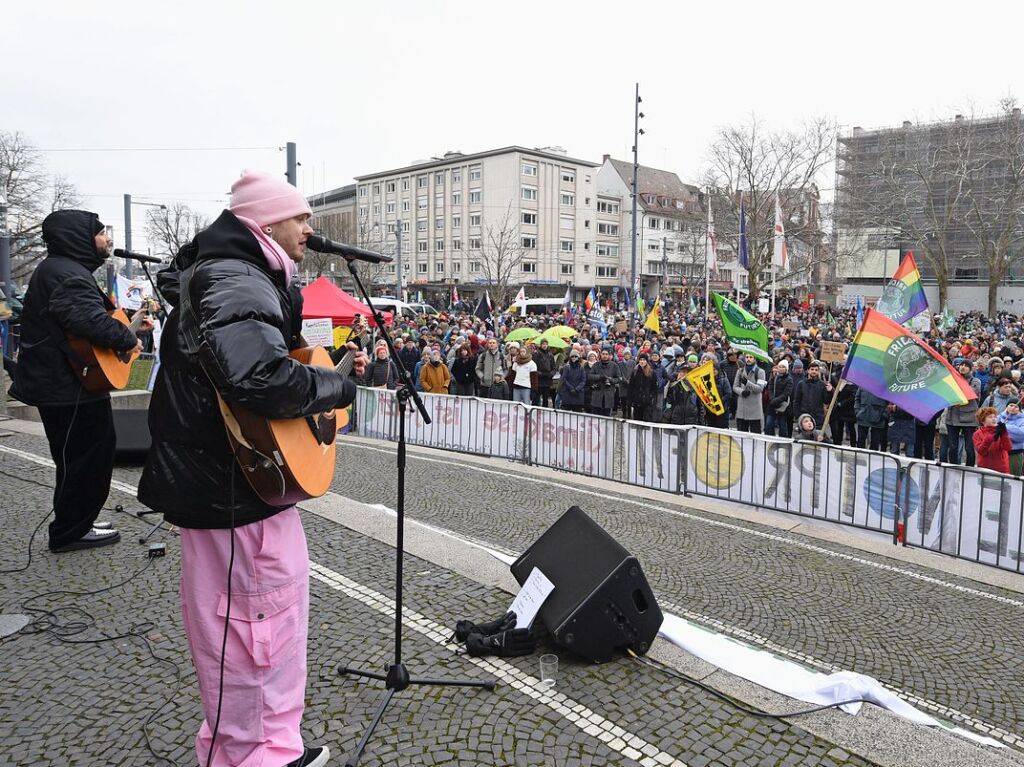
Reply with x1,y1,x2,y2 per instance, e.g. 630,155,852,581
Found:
627,650,873,719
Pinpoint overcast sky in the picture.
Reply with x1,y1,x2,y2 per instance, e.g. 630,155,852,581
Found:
5,0,1021,252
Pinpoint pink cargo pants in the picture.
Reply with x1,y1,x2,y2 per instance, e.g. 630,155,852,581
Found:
180,506,309,767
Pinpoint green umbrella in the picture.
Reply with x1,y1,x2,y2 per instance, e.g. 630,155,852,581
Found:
504,327,540,343
545,325,578,339
535,331,570,349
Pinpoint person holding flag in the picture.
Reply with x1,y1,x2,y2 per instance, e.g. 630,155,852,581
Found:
711,292,772,364
875,253,928,325
644,295,661,334
733,352,766,432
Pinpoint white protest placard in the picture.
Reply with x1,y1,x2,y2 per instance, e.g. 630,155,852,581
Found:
757,298,770,314
508,567,555,629
301,318,335,347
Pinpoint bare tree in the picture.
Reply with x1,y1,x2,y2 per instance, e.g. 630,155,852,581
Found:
311,212,392,288
479,203,523,308
1,131,80,281
145,203,209,259
702,115,835,300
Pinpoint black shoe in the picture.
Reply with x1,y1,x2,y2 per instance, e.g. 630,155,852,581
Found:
50,528,121,553
285,747,329,767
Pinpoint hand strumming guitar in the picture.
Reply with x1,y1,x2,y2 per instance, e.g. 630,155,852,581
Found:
347,341,369,377
131,306,156,333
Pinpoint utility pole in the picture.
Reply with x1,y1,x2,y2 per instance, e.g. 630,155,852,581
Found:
123,193,133,279
0,194,10,312
631,84,644,318
661,236,667,296
286,142,298,187
394,224,403,302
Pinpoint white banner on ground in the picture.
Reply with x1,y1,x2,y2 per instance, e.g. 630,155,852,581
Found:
624,421,683,493
527,408,615,479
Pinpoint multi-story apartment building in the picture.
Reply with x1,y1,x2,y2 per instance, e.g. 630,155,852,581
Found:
304,184,359,287
835,108,1024,310
596,156,735,300
343,146,600,305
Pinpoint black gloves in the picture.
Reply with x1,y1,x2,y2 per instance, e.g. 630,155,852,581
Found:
995,422,1007,437
465,628,536,658
454,611,516,643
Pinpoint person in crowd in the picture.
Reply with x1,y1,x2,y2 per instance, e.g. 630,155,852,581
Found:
489,370,510,401
974,406,1012,474
412,348,431,392
450,344,477,396
11,209,154,553
627,352,660,422
764,359,794,438
139,172,367,767
420,348,451,393
793,360,832,428
509,345,537,405
582,350,599,412
363,342,399,389
397,335,421,372
664,361,705,426
533,338,555,407
475,337,505,399
616,348,636,417
886,404,916,456
558,350,587,413
732,353,766,433
982,376,1018,413
974,358,991,395
701,352,733,430
946,359,982,465
829,378,858,447
914,411,940,460
794,413,824,442
999,398,1024,476
722,349,740,419
587,346,620,417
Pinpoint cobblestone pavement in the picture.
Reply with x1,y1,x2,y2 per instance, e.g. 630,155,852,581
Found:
0,432,885,767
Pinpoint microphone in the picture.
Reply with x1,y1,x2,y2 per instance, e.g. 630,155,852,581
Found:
304,235,393,264
114,248,163,264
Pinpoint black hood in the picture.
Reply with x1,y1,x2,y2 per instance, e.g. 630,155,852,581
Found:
41,209,106,272
195,210,272,275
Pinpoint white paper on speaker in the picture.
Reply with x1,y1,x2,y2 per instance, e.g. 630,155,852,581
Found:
508,567,555,629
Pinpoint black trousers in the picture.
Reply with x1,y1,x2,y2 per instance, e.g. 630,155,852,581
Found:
38,398,115,550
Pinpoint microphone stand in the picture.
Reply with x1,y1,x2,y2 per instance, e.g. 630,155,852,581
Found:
338,259,495,767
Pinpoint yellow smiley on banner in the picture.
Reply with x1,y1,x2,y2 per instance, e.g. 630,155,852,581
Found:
691,432,744,489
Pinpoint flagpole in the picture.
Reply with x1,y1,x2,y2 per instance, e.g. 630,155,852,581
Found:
704,186,710,318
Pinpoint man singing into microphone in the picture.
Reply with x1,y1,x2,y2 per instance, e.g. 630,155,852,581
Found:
11,210,152,552
139,171,367,767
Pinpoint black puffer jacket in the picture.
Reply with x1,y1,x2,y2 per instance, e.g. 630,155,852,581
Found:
10,210,137,406
137,211,354,529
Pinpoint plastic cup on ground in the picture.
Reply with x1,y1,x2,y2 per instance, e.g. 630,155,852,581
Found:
539,654,558,689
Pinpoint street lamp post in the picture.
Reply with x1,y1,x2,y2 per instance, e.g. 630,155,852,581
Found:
0,193,10,307
122,194,166,278
631,83,644,317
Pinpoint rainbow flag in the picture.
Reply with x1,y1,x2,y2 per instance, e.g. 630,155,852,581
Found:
875,253,928,325
841,308,976,422
584,288,596,312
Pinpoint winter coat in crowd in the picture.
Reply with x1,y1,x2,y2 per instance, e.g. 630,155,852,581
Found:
533,347,555,388
627,365,660,409
558,359,588,407
475,347,505,385
664,377,705,426
793,375,829,426
855,388,889,428
617,357,636,400
999,410,1024,451
398,343,422,373
794,412,824,442
834,380,858,421
982,387,1017,414
946,376,982,427
587,358,621,411
138,210,354,530
11,209,138,407
419,357,451,393
974,424,1012,473
488,375,510,400
732,362,766,422
363,357,399,389
451,354,477,386
765,371,793,415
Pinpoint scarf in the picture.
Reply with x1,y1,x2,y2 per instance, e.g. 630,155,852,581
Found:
235,214,297,285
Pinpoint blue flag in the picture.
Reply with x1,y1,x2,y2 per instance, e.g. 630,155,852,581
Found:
856,295,864,328
739,200,749,269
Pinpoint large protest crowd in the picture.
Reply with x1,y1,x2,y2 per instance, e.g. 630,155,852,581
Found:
353,297,1024,476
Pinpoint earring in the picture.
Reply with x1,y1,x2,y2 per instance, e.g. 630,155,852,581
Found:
265,227,273,234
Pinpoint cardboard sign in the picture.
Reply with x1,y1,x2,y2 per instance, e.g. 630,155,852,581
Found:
782,321,800,331
819,340,848,362
615,319,628,333
301,318,334,347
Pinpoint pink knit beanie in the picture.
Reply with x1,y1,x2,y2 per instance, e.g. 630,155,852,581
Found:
229,171,312,227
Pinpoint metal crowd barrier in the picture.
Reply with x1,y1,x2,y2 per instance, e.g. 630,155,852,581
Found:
352,387,1022,574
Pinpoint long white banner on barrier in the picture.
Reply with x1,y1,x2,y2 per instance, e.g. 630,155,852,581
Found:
527,409,615,479
624,422,682,493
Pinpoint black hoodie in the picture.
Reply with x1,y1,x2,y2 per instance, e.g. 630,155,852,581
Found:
10,210,136,406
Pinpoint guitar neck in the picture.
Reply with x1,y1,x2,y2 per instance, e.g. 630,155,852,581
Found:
336,350,354,378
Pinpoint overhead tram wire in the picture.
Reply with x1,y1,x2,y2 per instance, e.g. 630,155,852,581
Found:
36,145,280,153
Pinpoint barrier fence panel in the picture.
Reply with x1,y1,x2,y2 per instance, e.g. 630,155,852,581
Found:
683,427,902,536
900,458,1024,573
354,386,395,440
526,407,616,480
623,420,684,493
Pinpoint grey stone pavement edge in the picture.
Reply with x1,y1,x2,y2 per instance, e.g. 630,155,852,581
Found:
0,419,1018,767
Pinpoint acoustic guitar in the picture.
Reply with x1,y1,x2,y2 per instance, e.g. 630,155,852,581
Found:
217,347,355,506
67,303,152,394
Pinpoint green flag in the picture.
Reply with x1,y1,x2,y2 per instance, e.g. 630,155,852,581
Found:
940,306,955,331
712,292,772,363
826,310,836,327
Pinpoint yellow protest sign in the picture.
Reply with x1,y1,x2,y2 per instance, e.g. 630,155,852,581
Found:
333,326,353,349
684,359,725,415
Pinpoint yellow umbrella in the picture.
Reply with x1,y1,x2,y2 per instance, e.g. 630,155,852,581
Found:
535,331,570,349
504,327,541,343
545,325,578,339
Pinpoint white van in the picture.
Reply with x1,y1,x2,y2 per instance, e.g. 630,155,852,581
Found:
367,298,439,320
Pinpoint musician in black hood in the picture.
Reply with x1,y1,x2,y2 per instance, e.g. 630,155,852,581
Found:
10,209,152,552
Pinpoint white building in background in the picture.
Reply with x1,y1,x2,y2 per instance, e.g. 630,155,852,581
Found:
340,146,600,304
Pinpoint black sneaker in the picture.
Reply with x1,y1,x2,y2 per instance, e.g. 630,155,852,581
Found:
285,747,329,767
51,528,121,553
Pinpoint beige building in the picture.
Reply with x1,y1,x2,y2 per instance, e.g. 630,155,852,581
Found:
347,146,600,304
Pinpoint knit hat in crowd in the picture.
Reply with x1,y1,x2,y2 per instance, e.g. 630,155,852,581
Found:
230,171,313,227
1008,397,1021,407
777,359,789,371
686,354,699,363
792,359,804,371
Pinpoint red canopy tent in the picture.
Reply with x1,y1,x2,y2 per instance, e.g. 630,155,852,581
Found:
300,276,392,327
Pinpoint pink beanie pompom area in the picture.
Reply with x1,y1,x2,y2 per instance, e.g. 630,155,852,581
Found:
229,171,312,228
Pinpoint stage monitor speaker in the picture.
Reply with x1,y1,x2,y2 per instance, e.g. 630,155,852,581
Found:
112,409,150,465
511,506,663,663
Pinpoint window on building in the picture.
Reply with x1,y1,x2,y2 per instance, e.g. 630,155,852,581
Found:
435,194,444,209
386,181,396,193
560,239,574,252
469,189,482,204
648,241,660,252
387,264,396,273
417,176,428,189
522,236,537,249
452,261,461,273
663,220,674,232
521,262,537,273
401,200,410,212
470,238,482,250
561,193,574,206
372,184,380,195
359,186,367,197
560,263,574,275
522,162,538,176
452,169,461,183
417,220,427,232
373,204,381,215
452,192,461,205
522,212,537,225
597,222,619,236
596,244,620,257
418,197,428,211
358,205,368,218
418,262,427,273
597,200,620,214
386,222,396,233
402,242,410,253
401,179,410,191
469,213,482,227
584,264,590,273
435,239,444,252
647,260,663,274
452,239,462,250
435,217,444,229
560,215,574,230
418,242,427,253
435,261,445,273
522,186,538,201
597,266,618,278
452,216,461,229
435,172,445,185
402,221,410,232
386,202,395,214
469,165,482,181
648,217,660,229
561,168,575,183
470,261,482,272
